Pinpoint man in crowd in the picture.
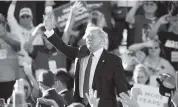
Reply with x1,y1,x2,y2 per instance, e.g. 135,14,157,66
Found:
0,13,20,102
36,69,67,107
42,2,128,107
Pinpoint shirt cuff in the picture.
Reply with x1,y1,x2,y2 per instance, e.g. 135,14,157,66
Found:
44,29,54,38
45,6,53,14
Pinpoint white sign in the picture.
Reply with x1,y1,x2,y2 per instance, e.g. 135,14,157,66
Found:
133,84,168,107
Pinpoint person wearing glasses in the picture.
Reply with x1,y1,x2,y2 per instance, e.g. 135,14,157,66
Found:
148,12,178,72
127,39,175,80
7,0,44,79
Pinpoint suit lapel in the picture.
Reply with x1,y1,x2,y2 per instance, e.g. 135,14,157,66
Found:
92,49,107,89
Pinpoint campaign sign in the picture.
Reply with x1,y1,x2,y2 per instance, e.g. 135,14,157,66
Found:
53,2,89,30
133,84,168,107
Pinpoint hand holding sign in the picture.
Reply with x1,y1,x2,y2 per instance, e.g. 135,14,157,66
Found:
118,92,139,107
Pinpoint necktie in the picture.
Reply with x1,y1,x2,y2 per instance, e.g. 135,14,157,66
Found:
83,53,94,104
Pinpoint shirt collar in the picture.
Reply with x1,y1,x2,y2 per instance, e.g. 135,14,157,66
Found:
93,47,104,59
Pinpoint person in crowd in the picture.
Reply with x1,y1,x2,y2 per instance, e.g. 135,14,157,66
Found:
118,73,178,107
43,2,128,107
55,70,73,105
7,0,39,67
7,0,55,79
25,0,78,76
125,1,163,44
128,40,175,77
0,13,21,102
23,59,41,106
110,1,136,49
24,29,67,74
133,64,150,85
7,78,36,107
36,69,67,107
148,12,178,71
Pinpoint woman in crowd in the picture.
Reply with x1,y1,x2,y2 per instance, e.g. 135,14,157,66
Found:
128,40,175,77
125,1,163,44
148,12,178,71
132,64,150,85
118,73,178,107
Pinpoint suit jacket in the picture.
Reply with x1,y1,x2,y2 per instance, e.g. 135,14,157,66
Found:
36,88,67,107
46,31,128,107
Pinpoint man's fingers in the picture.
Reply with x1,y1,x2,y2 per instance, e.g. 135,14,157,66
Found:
97,98,100,102
89,89,94,97
117,97,127,105
94,90,97,98
85,93,90,103
120,93,129,100
122,93,130,99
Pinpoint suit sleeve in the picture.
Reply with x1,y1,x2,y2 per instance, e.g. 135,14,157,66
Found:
45,29,79,61
114,57,128,95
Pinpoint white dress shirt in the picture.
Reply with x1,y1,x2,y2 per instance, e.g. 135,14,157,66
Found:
44,29,55,38
79,47,104,97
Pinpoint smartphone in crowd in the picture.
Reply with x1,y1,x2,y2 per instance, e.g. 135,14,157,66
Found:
166,16,178,22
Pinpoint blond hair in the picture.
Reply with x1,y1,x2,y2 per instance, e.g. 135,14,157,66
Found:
133,64,150,82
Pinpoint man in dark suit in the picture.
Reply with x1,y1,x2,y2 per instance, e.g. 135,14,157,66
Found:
36,69,67,107
43,4,128,107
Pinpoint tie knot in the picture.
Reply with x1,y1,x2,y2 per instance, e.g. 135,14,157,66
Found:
90,53,94,57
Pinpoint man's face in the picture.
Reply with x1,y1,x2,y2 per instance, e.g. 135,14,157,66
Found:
19,14,32,28
38,81,48,93
85,29,103,51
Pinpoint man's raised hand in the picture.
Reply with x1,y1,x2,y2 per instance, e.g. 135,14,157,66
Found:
43,12,56,31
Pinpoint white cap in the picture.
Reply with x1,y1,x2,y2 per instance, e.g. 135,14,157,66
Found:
19,7,33,17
